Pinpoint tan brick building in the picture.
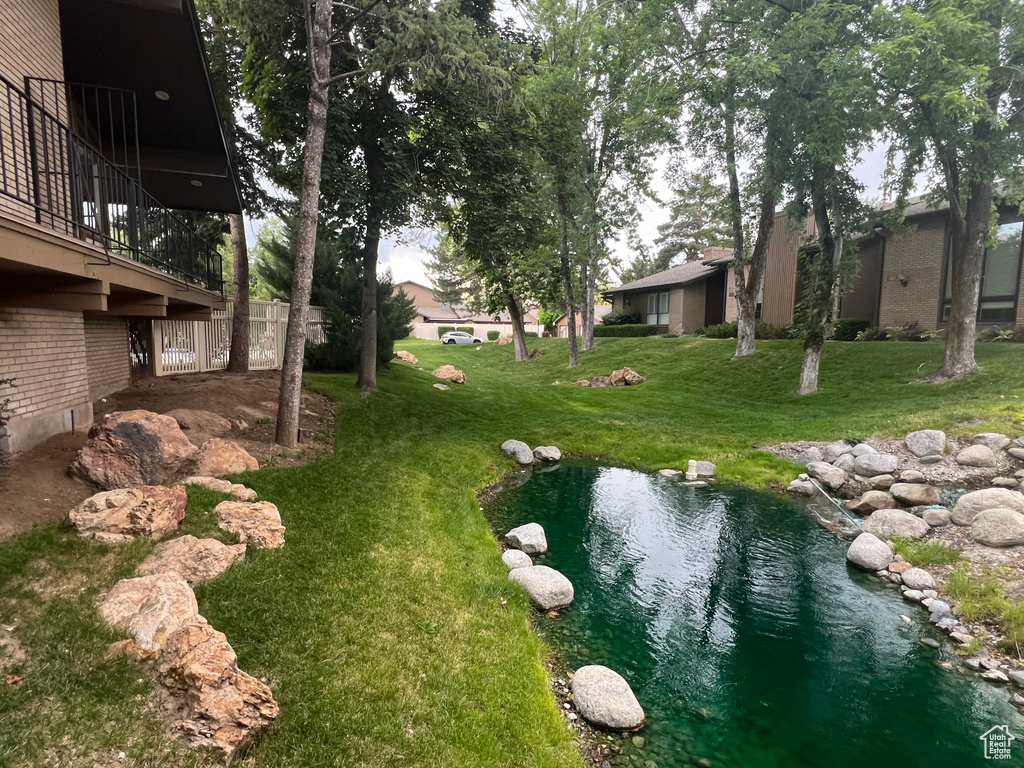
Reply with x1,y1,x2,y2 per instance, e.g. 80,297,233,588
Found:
0,0,240,454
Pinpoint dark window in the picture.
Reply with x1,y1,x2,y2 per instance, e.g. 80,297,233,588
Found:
646,292,669,325
942,221,1023,322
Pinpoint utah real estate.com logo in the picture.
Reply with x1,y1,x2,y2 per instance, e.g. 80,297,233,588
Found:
980,725,1015,760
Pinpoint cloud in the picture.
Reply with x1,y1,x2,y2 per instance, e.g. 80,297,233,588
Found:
377,235,434,287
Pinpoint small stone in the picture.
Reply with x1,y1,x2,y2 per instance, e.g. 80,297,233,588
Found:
846,532,893,571
899,615,912,624
992,477,1020,489
681,481,709,488
889,573,903,584
950,632,973,645
656,469,683,480
923,508,952,527
919,454,943,465
981,670,1010,683
871,475,895,490
501,549,533,570
788,479,817,497
890,483,942,506
920,638,940,649
533,446,562,463
900,470,927,484
974,433,1011,451
889,561,912,573
1008,448,1024,461
902,589,925,602
923,589,939,599
795,447,823,465
506,523,548,555
901,567,936,591
852,443,877,457
433,383,450,391
183,476,257,501
956,444,998,468
936,616,958,631
981,657,1001,670
965,658,982,670
905,430,946,458
571,665,645,731
610,367,645,386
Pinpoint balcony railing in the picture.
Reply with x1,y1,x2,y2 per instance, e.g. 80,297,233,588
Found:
0,74,222,293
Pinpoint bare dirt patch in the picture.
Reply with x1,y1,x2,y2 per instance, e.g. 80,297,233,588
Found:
0,371,334,542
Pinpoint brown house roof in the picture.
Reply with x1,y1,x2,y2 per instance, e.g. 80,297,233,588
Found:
606,259,729,295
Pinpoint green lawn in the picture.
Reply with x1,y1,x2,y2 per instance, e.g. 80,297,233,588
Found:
2,336,1024,767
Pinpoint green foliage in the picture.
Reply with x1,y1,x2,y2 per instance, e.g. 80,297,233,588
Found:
703,321,802,340
251,213,345,307
487,330,500,341
833,319,871,342
437,326,475,336
944,564,1006,621
977,327,1016,343
593,324,658,337
855,323,941,342
524,331,539,338
889,536,962,567
653,166,733,266
601,307,643,326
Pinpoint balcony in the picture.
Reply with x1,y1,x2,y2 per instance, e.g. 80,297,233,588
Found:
0,74,222,294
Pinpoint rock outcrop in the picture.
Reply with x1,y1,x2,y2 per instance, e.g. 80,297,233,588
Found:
571,665,645,731
71,410,199,489
194,439,260,477
432,365,466,384
508,565,574,610
69,485,187,543
98,573,203,653
213,501,286,549
137,535,246,585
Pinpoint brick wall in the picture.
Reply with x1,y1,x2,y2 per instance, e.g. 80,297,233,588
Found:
877,215,947,330
840,237,884,323
84,315,130,400
679,284,705,334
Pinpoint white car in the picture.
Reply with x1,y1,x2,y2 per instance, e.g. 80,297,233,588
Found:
440,331,483,345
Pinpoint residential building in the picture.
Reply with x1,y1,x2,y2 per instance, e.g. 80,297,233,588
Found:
393,281,540,338
554,305,612,337
1,0,241,454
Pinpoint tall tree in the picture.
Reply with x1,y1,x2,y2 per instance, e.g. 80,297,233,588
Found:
876,0,1024,381
653,166,732,265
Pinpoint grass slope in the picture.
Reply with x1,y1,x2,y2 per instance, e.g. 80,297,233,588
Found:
2,336,1024,767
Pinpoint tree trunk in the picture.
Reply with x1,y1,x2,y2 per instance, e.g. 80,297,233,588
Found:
507,293,528,362
581,230,597,351
557,193,579,369
798,341,822,395
275,0,332,448
797,185,843,395
927,181,992,382
734,189,776,359
356,211,382,392
723,95,750,358
226,213,250,373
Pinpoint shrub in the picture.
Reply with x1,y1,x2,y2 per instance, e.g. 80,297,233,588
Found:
525,331,538,338
855,322,940,342
701,320,795,340
437,325,474,336
977,327,1015,342
601,307,643,326
833,319,871,341
487,330,500,341
703,321,738,338
593,324,658,337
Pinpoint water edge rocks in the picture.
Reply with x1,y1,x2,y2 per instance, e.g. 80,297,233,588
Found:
951,488,1024,525
863,509,930,540
505,522,548,555
901,567,936,591
500,439,535,466
973,433,1011,452
889,483,942,507
68,485,188,543
509,565,574,610
847,491,895,514
846,533,893,571
971,509,1024,547
501,549,533,570
853,453,899,477
571,665,645,731
806,462,847,490
905,430,946,458
534,446,562,462
213,501,286,549
955,444,998,468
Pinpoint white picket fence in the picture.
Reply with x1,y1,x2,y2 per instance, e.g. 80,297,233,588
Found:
153,300,328,376
409,322,543,341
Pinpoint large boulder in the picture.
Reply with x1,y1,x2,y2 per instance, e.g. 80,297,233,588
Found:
610,367,645,386
901,567,935,590
213,501,286,549
833,454,857,474
788,479,817,496
501,439,535,466
505,522,548,555
158,621,279,762
571,665,645,731
509,565,574,610
432,365,466,384
795,447,824,465
851,443,877,457
951,488,1024,525
956,444,998,468
889,483,942,507
183,476,257,501
395,350,419,365
194,439,259,477
974,433,1011,451
534,446,562,462
863,509,930,540
847,491,895,514
971,509,1024,547
846,532,893,571
905,430,946,458
807,461,847,490
823,440,852,463
163,409,232,438
68,485,187,543
98,572,202,653
71,410,200,489
137,535,246,585
501,549,533,570
854,453,899,477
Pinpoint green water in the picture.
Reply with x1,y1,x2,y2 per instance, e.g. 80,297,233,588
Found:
487,463,1023,768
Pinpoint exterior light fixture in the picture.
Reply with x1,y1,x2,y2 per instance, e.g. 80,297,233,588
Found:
190,179,203,187
155,90,170,101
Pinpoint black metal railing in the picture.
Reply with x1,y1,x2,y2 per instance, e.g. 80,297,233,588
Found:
0,74,222,293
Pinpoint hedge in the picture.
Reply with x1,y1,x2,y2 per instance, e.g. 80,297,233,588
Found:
593,324,658,337
833,319,871,341
487,330,500,341
438,325,474,336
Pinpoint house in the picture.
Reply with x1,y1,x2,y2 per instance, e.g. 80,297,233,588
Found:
553,305,613,337
392,280,540,338
1,0,240,454
605,194,1024,334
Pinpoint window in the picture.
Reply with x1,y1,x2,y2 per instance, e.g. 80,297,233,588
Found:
942,221,1023,322
647,292,669,326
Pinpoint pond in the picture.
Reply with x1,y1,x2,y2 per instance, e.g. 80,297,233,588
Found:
487,463,1023,768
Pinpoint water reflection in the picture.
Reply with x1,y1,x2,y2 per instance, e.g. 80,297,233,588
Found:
489,464,1022,768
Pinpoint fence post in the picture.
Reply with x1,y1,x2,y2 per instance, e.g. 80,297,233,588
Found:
195,320,209,373
151,321,164,376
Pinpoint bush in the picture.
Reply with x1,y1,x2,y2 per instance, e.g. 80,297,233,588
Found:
977,327,1015,342
525,331,538,338
601,307,643,326
833,319,871,341
701,320,798,340
593,324,658,337
703,321,737,338
487,330,500,341
855,321,940,342
437,325,474,336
